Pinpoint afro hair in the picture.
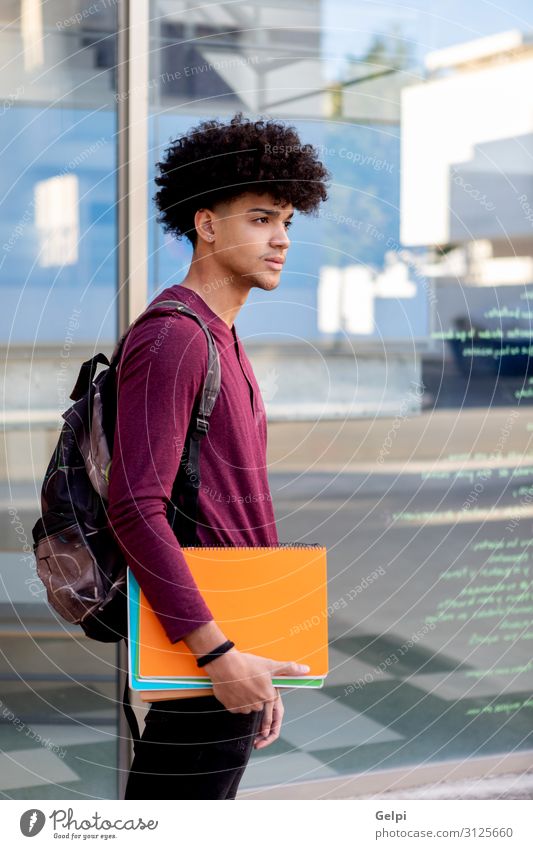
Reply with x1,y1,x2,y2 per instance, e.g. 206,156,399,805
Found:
153,112,330,246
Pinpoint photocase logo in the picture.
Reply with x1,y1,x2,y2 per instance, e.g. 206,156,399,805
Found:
20,809,46,836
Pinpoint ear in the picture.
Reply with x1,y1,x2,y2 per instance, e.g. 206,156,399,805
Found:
194,208,216,244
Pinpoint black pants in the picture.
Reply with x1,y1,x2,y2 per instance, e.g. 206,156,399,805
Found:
124,695,264,800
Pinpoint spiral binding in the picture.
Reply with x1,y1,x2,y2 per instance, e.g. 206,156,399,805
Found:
181,542,323,550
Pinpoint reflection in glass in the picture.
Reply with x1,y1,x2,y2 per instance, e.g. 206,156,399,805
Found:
149,2,533,792
0,1,119,800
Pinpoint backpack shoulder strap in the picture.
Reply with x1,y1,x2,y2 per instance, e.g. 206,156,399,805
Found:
113,298,222,545
149,299,220,436
69,353,111,401
112,298,221,437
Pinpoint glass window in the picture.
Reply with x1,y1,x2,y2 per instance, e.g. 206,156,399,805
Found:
1,1,119,799
147,0,533,794
4,0,532,800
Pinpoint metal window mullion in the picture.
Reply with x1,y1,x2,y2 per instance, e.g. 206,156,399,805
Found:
117,0,150,333
116,0,150,802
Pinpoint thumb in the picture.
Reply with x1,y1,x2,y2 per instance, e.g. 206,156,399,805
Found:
269,659,311,676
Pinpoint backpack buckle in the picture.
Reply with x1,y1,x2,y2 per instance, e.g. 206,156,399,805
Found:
195,417,209,436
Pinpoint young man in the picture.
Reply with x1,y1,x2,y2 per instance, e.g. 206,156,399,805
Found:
107,112,329,799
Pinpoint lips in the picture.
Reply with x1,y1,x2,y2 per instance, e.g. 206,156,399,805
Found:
264,257,284,268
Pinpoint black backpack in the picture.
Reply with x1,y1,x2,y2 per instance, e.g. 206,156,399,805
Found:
31,299,221,643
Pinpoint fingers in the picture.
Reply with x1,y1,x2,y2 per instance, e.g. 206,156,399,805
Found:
269,659,310,676
226,700,266,714
260,699,274,738
213,680,278,714
254,693,284,750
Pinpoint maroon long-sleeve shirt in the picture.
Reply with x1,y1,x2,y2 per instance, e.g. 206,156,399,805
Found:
107,284,279,643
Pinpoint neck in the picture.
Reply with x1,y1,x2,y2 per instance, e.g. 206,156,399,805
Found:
180,254,249,329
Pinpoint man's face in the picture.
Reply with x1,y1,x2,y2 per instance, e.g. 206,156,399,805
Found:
205,192,293,291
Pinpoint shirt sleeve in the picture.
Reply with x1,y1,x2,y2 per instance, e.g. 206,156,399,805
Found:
107,309,215,643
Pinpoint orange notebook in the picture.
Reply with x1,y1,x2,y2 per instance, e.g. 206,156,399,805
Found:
137,545,329,682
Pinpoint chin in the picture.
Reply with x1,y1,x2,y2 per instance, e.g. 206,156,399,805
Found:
257,281,281,293
252,274,282,292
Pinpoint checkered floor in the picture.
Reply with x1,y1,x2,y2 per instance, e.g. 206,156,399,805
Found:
1,634,532,798
240,636,533,792
0,680,117,799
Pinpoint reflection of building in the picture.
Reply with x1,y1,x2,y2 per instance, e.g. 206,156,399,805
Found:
401,30,533,370
157,1,323,116
402,29,533,249
318,252,417,335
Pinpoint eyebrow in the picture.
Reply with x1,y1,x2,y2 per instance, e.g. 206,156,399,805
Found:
246,207,294,218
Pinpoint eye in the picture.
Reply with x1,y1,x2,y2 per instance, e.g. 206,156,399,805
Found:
253,216,269,224
284,220,293,229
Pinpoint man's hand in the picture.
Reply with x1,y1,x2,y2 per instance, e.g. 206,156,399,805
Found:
253,690,284,749
204,649,309,715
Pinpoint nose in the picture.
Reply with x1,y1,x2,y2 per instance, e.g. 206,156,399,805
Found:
271,222,290,249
